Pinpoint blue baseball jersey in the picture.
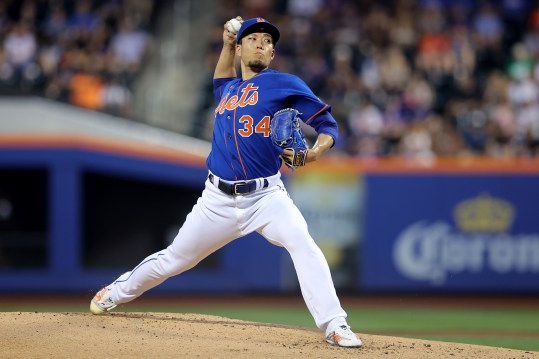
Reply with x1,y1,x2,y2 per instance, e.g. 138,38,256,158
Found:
207,68,338,181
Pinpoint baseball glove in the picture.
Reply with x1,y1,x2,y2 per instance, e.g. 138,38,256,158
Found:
270,108,308,170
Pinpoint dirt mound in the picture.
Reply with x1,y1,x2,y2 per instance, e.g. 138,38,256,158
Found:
1,312,537,358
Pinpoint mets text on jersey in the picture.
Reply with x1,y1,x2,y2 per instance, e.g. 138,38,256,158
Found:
215,83,259,114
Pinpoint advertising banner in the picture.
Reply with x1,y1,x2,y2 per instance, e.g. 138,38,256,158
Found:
286,169,363,289
361,174,539,292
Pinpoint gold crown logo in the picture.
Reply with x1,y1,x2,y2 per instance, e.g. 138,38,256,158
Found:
453,194,515,233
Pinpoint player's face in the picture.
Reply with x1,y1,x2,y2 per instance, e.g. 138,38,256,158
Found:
237,32,275,72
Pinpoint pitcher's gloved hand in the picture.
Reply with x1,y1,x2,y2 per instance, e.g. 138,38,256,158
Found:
270,108,308,170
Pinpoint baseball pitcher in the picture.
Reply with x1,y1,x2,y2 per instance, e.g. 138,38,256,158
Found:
90,16,362,348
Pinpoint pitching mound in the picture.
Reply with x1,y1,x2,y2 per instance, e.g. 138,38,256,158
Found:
2,312,537,358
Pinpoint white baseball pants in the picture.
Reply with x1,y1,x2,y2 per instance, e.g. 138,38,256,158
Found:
109,171,347,333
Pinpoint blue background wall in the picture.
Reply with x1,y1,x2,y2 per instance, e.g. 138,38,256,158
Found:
1,145,538,293
0,147,282,293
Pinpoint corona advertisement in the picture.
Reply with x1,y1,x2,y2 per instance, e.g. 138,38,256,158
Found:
361,174,539,292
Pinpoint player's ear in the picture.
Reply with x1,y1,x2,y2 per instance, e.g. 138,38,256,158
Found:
270,48,275,60
236,43,241,57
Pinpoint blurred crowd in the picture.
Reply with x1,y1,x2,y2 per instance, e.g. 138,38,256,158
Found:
0,0,154,118
200,0,539,160
3,0,539,160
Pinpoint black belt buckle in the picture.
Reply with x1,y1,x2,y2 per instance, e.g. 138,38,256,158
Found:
234,182,248,195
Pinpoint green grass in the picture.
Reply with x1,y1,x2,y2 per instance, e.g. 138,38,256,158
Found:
2,304,538,352
347,308,539,332
345,309,539,352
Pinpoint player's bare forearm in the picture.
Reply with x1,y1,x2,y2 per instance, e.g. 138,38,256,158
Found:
214,19,240,79
214,45,236,79
281,134,333,165
306,133,334,163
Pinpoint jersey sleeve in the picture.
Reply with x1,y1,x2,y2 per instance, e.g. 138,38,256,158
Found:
213,77,236,101
310,111,339,146
279,74,339,141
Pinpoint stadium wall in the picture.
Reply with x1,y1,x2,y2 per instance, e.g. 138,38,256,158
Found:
0,99,538,293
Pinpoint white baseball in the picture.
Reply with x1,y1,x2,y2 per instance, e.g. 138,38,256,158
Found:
227,18,242,34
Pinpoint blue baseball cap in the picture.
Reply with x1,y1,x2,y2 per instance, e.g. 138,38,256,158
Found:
236,17,280,45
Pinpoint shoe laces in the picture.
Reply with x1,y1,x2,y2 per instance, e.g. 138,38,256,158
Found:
336,325,355,336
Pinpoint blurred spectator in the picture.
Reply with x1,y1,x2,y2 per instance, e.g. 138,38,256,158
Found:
107,17,150,88
380,95,407,156
66,0,99,35
389,7,417,62
507,70,539,156
400,119,435,164
1,21,39,91
378,45,411,94
401,72,434,121
500,0,531,49
102,76,132,117
348,97,384,157
473,2,504,47
43,5,68,41
0,3,11,34
363,4,392,48
429,113,465,157
486,96,516,158
507,43,534,81
287,0,324,17
69,68,104,110
472,1,507,94
66,45,105,110
450,24,477,99
453,100,489,154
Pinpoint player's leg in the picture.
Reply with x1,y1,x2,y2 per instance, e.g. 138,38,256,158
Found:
257,192,346,329
254,188,361,347
91,181,241,313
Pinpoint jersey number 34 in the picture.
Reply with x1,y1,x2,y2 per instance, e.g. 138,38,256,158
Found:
238,115,270,137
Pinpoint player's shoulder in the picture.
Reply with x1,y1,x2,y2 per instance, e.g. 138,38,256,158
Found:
259,69,305,86
214,76,240,88
261,69,298,80
226,77,243,86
